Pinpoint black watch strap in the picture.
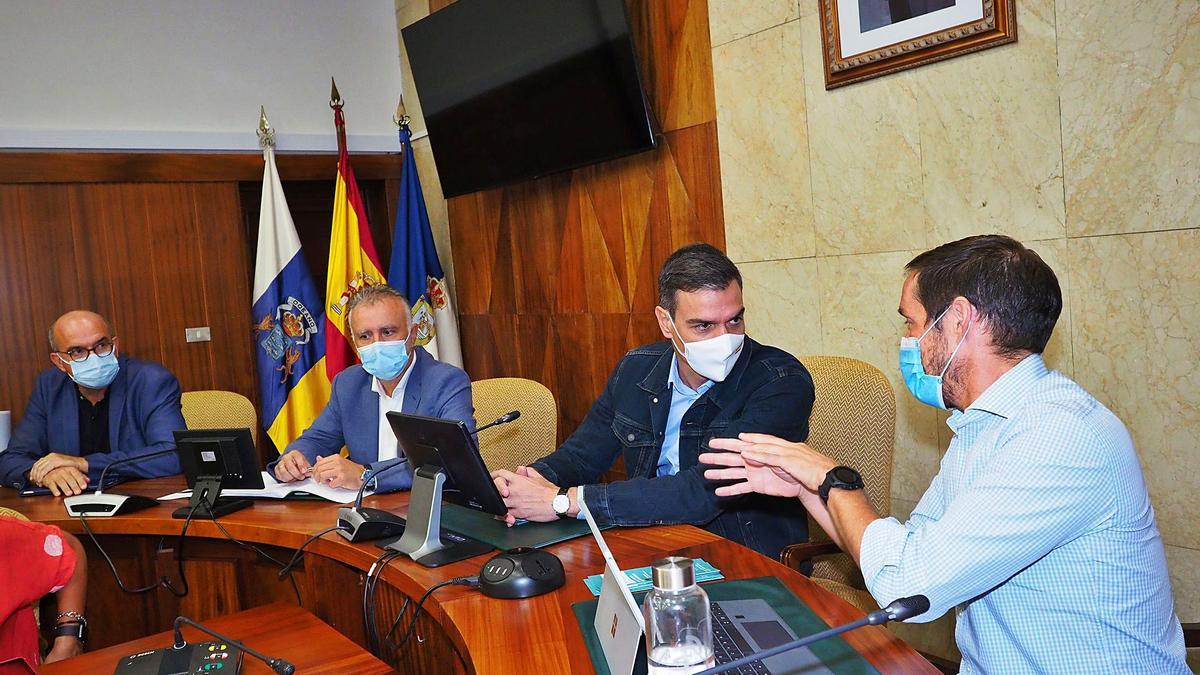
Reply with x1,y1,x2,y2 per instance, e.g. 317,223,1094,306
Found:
54,621,87,642
819,466,864,504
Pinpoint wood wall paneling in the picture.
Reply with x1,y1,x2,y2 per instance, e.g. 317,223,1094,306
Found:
444,0,725,453
1,152,398,463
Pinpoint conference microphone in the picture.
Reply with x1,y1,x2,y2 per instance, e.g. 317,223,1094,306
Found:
114,615,294,675
473,410,520,435
336,458,411,542
63,447,178,517
696,595,931,675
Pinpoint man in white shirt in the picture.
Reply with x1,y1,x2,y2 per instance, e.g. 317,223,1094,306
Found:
268,285,474,492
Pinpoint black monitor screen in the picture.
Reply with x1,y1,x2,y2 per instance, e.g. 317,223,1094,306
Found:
174,428,263,490
402,0,657,197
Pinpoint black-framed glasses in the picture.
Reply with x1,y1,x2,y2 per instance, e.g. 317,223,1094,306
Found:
56,338,115,363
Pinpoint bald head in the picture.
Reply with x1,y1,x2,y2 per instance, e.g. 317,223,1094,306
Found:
49,311,113,352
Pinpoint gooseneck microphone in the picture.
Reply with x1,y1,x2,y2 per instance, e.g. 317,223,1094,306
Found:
63,447,179,517
173,616,295,675
697,595,931,675
472,410,520,435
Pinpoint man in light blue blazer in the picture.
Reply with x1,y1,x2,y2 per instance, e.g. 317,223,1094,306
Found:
0,311,186,495
268,284,474,493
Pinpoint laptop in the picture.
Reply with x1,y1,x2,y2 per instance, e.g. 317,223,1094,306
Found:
579,501,831,675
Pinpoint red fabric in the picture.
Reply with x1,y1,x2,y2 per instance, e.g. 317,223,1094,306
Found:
0,517,76,674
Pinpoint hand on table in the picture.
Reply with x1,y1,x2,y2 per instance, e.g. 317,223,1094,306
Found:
30,452,87,485
41,466,90,496
273,450,313,483
310,454,364,490
701,433,838,498
491,465,559,526
44,636,84,663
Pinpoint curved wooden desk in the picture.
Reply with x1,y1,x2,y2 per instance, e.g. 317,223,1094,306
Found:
1,479,936,674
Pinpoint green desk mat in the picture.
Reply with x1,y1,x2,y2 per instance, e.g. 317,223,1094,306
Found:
440,503,605,550
571,576,880,675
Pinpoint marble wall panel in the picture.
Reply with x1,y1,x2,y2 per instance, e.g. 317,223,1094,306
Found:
1057,0,1200,238
739,257,824,360
913,0,1066,245
707,0,797,48
799,12,927,258
1068,229,1200,550
817,250,942,503
714,20,816,263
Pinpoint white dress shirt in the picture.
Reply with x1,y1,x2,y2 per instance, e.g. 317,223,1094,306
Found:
371,360,415,464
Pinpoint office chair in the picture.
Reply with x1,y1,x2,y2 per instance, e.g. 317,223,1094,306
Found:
180,390,258,445
471,378,557,473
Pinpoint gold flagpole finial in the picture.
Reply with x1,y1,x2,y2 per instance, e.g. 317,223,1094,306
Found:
329,77,343,109
393,94,410,128
257,106,275,148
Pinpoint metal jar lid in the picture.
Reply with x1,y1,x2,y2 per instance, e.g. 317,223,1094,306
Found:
651,556,696,590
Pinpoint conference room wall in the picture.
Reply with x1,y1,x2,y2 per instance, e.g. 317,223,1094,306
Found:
708,0,1199,657
397,0,726,487
0,154,402,462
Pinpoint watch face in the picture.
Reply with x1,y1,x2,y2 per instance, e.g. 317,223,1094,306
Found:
833,466,860,483
552,494,570,514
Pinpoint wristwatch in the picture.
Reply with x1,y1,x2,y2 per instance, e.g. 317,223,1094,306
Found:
818,466,864,504
54,612,87,643
551,486,571,519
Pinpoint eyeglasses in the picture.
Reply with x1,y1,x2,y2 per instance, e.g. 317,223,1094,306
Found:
56,338,115,363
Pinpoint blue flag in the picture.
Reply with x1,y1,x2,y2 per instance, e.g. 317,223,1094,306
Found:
389,125,462,366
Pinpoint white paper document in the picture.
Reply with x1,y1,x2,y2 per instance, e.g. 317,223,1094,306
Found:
157,471,370,504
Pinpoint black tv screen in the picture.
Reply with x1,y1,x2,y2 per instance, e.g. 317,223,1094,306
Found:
402,0,657,198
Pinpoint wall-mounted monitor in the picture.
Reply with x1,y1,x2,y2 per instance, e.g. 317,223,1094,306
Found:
402,0,657,198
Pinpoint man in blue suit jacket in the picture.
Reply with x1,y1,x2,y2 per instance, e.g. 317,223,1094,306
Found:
0,311,186,495
268,285,474,493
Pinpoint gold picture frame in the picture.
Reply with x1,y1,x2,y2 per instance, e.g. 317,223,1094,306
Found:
819,0,1018,89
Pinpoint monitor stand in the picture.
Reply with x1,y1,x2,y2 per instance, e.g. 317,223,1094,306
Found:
385,465,491,567
172,476,253,520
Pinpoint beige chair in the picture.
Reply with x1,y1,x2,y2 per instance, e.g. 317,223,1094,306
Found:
471,378,557,473
180,390,258,445
779,356,895,612
0,506,28,521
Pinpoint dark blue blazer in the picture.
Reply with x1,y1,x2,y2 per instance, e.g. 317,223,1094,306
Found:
267,347,475,493
0,356,186,488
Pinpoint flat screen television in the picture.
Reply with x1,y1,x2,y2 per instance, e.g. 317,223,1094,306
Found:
402,0,657,198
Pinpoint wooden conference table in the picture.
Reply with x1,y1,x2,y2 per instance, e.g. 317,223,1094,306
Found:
2,478,936,673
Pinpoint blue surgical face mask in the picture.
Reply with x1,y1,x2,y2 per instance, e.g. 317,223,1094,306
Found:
66,351,121,389
357,339,410,381
898,308,970,410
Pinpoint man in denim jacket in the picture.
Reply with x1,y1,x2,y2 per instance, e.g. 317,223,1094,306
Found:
492,244,814,560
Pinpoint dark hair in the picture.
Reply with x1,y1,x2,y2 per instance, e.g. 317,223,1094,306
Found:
658,243,742,316
906,235,1062,357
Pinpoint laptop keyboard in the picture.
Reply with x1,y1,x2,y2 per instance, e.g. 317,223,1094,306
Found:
711,603,771,674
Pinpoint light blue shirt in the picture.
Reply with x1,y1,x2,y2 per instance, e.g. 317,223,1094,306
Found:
657,356,714,476
859,355,1186,674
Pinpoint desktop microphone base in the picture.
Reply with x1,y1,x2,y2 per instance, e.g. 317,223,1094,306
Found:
64,493,158,517
379,532,492,568
336,507,407,543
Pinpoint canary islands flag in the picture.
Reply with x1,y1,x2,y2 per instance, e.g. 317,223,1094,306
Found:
389,123,463,367
324,103,386,378
252,128,331,453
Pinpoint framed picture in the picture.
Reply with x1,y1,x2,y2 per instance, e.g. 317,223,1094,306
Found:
818,0,1017,89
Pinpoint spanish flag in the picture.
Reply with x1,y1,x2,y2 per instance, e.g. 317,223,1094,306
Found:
251,110,331,452
324,85,386,378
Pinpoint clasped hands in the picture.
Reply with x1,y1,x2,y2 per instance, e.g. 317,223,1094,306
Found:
700,432,838,501
273,450,365,490
30,453,89,497
491,465,566,526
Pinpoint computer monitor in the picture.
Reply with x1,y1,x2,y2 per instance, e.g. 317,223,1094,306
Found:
382,412,501,566
172,428,262,519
